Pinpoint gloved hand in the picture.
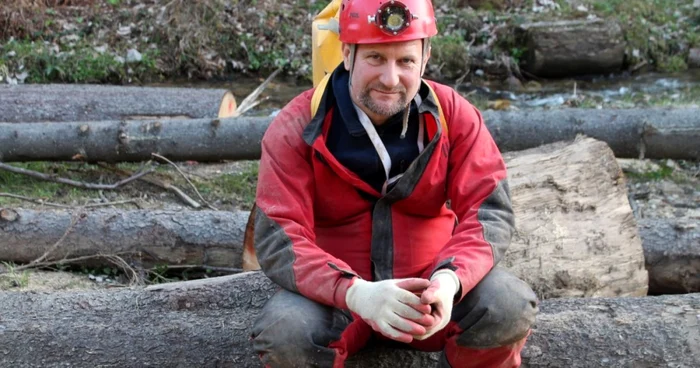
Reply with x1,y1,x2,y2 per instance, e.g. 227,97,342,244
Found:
345,278,435,343
413,269,460,340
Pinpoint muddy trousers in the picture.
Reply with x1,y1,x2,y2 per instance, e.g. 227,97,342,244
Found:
251,268,538,368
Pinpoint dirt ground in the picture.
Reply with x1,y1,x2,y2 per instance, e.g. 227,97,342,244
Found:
1,157,697,292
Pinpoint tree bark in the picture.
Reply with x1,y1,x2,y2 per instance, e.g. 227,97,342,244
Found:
1,108,698,162
0,208,249,268
484,108,700,160
1,137,655,297
639,218,700,294
0,272,698,368
0,84,229,123
518,19,625,77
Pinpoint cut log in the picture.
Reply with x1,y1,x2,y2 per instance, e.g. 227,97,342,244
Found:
0,138,652,297
2,212,693,295
1,108,698,162
0,208,249,268
0,272,698,367
501,137,647,298
517,19,625,77
0,116,269,162
485,108,700,160
638,218,700,294
0,84,229,123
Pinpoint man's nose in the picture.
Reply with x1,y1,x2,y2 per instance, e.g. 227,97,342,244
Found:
378,62,400,89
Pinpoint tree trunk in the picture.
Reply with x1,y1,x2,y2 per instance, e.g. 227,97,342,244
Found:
1,137,654,297
501,137,648,298
0,116,268,162
0,272,698,368
639,218,700,294
0,208,249,268
518,19,625,77
0,84,229,123
1,108,698,162
484,108,700,160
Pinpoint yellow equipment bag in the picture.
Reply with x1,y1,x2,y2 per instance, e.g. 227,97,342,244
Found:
312,0,344,87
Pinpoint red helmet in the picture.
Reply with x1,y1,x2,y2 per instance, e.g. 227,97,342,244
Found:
339,0,438,44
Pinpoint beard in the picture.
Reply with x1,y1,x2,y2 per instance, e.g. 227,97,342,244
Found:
358,82,408,118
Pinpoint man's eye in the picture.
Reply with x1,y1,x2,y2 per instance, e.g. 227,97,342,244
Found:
401,58,415,64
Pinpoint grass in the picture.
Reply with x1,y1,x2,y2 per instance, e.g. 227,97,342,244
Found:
0,161,260,210
560,0,699,72
196,162,259,210
0,39,160,84
0,162,101,206
0,262,30,289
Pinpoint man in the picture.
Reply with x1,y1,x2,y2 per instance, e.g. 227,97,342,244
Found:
250,0,538,367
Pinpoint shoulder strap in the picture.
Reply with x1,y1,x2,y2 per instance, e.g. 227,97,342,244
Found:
423,80,448,135
311,72,332,116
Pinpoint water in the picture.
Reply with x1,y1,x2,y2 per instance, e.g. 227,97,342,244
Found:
150,69,700,115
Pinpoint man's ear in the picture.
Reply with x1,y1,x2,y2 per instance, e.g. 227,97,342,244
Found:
342,43,352,70
421,45,431,77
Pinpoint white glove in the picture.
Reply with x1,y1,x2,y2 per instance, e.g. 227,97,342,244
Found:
345,278,435,343
414,269,460,340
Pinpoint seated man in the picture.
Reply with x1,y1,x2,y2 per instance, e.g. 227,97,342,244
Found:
251,0,538,366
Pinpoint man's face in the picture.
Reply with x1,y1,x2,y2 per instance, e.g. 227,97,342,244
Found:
342,40,429,125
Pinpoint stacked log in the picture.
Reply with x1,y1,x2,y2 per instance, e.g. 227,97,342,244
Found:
1,137,654,297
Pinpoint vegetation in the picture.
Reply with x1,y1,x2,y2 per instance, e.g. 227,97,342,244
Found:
0,0,697,84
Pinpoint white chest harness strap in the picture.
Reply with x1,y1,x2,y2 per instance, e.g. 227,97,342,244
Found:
352,93,425,196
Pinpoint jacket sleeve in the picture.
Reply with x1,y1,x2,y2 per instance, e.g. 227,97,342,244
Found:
254,92,357,309
429,87,515,301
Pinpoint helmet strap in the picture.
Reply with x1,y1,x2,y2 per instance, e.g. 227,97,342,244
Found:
420,38,431,77
347,44,357,87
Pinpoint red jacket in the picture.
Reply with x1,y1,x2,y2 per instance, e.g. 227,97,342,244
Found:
254,79,514,310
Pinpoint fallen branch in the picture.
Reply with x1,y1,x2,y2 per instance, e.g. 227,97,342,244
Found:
0,193,139,209
97,162,202,208
0,162,154,189
0,272,698,367
151,153,217,210
4,253,143,285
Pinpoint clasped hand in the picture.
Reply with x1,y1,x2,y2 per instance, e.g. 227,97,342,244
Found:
345,270,459,343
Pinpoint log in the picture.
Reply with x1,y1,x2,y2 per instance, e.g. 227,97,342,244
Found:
3,212,693,295
0,84,229,123
517,19,625,78
1,108,698,162
0,138,652,298
500,137,647,298
0,116,269,162
0,272,698,367
0,208,249,268
639,218,700,294
485,108,700,160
